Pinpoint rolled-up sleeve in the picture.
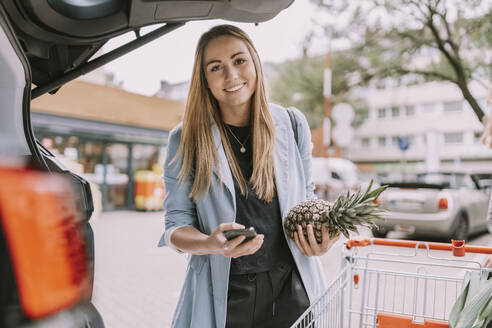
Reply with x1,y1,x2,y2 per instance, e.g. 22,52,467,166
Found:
158,125,198,250
291,107,316,200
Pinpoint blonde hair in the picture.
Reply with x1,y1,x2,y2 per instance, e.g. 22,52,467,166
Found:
174,25,276,202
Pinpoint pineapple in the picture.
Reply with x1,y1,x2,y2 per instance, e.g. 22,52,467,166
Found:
284,181,387,243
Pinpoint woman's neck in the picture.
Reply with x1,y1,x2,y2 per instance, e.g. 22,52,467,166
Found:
220,102,251,127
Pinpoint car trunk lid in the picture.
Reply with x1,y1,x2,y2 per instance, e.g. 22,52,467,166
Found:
378,183,449,214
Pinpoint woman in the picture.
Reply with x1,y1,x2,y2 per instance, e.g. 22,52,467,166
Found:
158,25,338,328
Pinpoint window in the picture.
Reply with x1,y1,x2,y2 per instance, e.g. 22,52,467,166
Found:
444,132,464,144
80,141,104,174
443,101,462,112
405,105,415,116
392,136,399,147
106,143,130,210
361,137,370,148
391,106,400,118
133,144,160,171
422,103,435,113
378,136,387,148
377,108,386,119
40,135,79,160
358,109,369,122
474,131,483,144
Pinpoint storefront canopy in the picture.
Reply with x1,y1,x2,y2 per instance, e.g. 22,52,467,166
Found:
31,80,185,132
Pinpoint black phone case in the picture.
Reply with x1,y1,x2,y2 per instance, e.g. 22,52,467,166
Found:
223,227,257,241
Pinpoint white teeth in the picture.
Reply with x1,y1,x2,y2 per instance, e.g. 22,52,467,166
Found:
225,83,245,92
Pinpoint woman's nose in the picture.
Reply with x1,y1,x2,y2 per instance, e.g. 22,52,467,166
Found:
224,65,239,80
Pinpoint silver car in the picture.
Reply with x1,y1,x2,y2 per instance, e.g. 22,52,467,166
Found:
372,172,491,241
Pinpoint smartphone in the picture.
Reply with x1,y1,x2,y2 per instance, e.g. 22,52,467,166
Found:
223,227,257,241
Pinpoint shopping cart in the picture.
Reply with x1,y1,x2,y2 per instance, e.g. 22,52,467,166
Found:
291,238,492,328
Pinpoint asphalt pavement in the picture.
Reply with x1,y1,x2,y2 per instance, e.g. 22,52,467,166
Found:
90,211,492,328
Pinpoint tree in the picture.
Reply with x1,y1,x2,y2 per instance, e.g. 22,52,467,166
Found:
269,54,369,129
309,0,492,122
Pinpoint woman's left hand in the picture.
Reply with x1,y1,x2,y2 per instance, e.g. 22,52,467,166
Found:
294,224,340,256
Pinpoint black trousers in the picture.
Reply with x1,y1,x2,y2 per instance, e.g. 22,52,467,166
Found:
226,264,310,328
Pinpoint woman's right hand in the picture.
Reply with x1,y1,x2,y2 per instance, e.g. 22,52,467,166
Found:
206,222,264,258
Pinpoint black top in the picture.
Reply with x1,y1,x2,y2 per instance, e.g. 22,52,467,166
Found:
224,123,294,275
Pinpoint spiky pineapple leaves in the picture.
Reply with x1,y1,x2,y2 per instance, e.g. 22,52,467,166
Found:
323,180,387,238
284,180,388,242
361,179,387,202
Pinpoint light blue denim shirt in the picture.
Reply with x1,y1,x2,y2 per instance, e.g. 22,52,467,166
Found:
158,103,327,328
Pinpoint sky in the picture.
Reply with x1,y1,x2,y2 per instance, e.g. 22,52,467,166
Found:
103,1,327,96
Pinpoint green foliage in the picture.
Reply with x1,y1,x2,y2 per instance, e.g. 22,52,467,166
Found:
269,54,369,129
308,0,492,121
269,56,324,129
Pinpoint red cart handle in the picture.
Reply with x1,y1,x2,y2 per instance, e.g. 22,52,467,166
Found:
345,238,492,256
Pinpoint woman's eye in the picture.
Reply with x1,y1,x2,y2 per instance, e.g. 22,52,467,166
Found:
235,58,246,65
210,65,221,72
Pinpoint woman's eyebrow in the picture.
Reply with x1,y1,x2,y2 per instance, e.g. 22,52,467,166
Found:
206,52,245,67
230,51,245,58
206,59,221,67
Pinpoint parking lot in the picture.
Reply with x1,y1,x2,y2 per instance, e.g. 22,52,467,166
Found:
91,211,492,328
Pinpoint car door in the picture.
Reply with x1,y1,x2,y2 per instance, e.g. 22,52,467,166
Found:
464,174,491,233
458,174,489,233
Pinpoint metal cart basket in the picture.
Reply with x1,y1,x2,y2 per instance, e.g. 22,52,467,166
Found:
291,238,492,328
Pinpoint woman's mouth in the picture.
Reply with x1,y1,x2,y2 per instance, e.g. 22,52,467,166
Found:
224,83,246,93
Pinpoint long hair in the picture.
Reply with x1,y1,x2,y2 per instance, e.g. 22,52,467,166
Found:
173,24,276,202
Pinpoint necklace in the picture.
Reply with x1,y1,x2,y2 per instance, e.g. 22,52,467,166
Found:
225,124,250,153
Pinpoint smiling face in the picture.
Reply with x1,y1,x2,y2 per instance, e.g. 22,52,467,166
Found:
203,35,257,117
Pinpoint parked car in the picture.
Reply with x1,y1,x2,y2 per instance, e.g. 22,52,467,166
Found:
311,157,360,201
372,171,492,241
0,1,293,327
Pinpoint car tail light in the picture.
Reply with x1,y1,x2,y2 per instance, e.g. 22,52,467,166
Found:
0,166,89,319
438,197,448,210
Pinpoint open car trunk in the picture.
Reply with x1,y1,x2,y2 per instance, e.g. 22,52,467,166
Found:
2,0,294,98
0,1,295,327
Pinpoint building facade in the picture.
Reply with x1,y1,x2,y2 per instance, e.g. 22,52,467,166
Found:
31,79,185,211
344,81,492,175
